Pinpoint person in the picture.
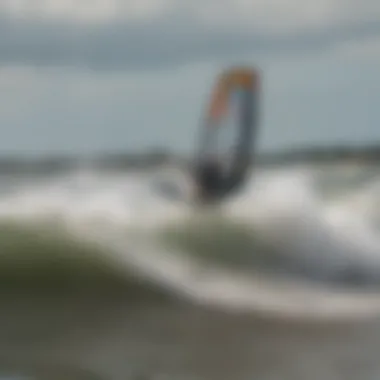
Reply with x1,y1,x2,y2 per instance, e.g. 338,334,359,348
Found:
193,154,248,204
194,158,224,203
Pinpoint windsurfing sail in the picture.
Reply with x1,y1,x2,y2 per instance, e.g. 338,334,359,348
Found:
194,66,260,202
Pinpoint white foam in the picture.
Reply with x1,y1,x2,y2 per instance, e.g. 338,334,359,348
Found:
1,165,380,321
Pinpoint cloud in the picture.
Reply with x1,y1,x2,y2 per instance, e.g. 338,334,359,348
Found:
0,0,379,70
3,0,174,23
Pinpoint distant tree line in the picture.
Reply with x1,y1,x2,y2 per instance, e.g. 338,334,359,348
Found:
1,144,380,174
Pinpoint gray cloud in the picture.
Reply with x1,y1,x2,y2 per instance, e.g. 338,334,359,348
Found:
0,9,380,70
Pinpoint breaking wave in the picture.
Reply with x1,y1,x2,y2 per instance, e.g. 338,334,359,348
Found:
0,161,380,321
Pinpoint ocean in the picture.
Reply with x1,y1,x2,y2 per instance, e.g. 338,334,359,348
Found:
0,159,379,380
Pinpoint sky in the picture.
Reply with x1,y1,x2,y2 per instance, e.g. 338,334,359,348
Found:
0,0,380,155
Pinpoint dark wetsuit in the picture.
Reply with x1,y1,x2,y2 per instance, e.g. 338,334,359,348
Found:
194,159,247,204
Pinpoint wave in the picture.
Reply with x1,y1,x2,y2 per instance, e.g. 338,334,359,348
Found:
0,222,171,302
0,163,379,321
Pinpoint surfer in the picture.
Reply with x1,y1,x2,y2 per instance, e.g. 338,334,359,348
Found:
194,157,224,203
192,66,259,205
193,155,248,204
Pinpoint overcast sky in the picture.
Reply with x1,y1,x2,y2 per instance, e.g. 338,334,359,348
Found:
0,0,380,155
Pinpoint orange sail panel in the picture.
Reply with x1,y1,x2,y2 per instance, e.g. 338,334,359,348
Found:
206,67,259,124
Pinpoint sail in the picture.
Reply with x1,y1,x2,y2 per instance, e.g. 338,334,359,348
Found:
196,66,260,188
207,67,259,124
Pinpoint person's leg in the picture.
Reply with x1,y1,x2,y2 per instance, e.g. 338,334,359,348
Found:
193,162,223,203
